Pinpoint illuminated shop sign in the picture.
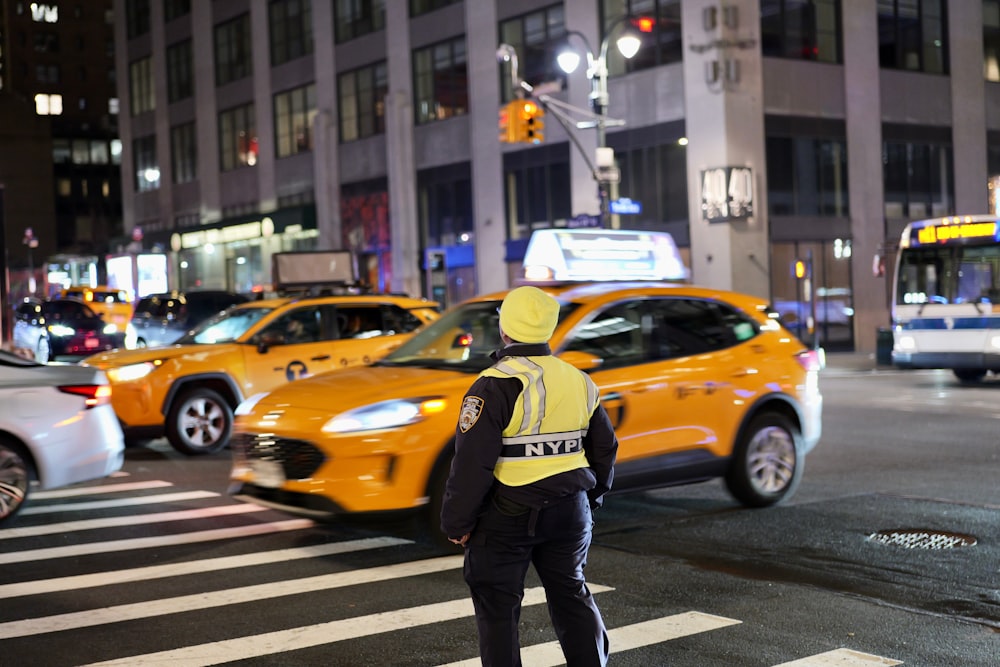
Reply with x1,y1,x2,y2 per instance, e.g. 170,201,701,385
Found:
912,221,999,246
700,166,753,223
172,218,276,250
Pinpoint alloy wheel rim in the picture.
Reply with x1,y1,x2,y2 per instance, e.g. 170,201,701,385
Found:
745,426,795,494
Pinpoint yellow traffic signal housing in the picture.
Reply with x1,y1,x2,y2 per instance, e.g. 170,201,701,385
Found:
524,101,545,144
793,259,807,279
498,101,522,143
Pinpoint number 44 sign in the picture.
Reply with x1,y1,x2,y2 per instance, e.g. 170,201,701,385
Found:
700,167,754,223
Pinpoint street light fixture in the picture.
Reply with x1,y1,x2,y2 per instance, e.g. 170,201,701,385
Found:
556,17,646,225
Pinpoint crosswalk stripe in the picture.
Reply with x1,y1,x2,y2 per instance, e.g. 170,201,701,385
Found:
773,649,903,666
0,503,267,540
79,585,614,667
31,480,174,500
0,518,314,566
20,490,220,515
438,610,742,667
0,555,468,639
0,536,412,599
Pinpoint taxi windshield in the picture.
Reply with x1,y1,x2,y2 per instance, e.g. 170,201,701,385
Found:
378,298,577,372
175,306,272,345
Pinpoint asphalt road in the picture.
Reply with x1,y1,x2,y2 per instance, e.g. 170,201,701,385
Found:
1,363,997,666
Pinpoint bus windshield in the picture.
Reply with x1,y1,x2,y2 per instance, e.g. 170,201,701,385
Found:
897,245,1000,305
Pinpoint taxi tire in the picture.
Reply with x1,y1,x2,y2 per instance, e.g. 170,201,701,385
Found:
165,387,233,456
0,436,33,525
724,412,802,508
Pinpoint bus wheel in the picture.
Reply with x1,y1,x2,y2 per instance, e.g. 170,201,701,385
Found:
953,368,986,383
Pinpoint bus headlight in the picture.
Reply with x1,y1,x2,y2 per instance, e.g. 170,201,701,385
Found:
897,335,916,351
991,336,1000,350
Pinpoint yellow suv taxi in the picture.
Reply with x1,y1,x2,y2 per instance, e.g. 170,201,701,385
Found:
229,281,823,532
60,286,134,337
82,294,439,455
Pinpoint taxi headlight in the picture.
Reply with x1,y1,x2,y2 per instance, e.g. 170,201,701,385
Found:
106,361,158,383
103,323,119,334
48,324,75,337
322,397,447,434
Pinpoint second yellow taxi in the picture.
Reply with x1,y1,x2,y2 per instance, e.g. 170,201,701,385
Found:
82,293,439,455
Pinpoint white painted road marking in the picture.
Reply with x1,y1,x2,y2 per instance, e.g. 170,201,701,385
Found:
31,479,174,500
0,536,412,599
0,518,314,565
20,490,220,515
438,611,743,667
774,648,903,666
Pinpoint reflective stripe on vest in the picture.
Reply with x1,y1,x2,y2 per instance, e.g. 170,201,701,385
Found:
481,355,600,486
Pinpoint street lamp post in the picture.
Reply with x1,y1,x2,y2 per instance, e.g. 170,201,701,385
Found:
556,17,643,227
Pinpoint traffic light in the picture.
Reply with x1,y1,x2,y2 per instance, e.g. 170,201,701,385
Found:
517,100,545,144
498,101,521,143
793,259,807,280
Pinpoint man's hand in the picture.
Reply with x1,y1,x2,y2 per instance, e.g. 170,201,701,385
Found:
449,533,470,547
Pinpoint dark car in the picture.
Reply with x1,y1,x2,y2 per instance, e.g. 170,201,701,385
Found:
129,290,249,348
12,298,127,363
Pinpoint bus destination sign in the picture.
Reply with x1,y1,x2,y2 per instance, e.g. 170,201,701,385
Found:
913,221,999,246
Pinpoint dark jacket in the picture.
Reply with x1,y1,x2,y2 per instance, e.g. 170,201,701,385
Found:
440,342,619,540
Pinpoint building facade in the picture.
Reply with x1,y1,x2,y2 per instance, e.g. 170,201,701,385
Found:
114,0,1000,353
1,0,122,296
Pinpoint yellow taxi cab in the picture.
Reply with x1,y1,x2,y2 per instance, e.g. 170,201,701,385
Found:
82,293,440,455
229,273,823,535
60,286,134,340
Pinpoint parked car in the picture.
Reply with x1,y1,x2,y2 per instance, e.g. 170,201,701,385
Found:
129,290,249,348
12,298,127,363
59,285,135,332
229,281,824,537
83,293,441,455
0,348,124,524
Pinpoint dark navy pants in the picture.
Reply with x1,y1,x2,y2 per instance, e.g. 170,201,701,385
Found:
463,491,609,667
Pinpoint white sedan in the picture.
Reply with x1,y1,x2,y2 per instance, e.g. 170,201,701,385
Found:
0,348,125,524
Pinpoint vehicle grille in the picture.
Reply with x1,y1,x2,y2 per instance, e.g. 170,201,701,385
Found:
234,433,326,480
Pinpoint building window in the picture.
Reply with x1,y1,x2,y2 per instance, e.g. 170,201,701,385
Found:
766,136,848,216
57,178,72,197
133,135,160,192
129,56,155,115
986,0,1000,81
72,140,90,164
33,32,58,53
215,13,253,86
877,0,947,74
410,0,459,16
615,141,689,225
171,122,198,184
498,5,567,102
335,0,385,43
503,147,572,238
35,92,62,115
166,40,193,103
883,140,953,220
219,103,257,171
35,63,59,83
164,0,191,22
270,0,313,66
600,0,683,76
339,61,387,142
90,140,110,164
126,0,150,38
761,0,841,63
417,164,473,247
413,37,467,124
274,84,316,158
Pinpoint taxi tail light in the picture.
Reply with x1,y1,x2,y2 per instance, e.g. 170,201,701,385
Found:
59,383,112,408
795,348,825,372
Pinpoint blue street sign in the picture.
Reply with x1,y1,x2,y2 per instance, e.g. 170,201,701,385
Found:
610,198,642,215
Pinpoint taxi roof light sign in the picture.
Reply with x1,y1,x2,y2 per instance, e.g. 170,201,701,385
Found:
521,228,689,283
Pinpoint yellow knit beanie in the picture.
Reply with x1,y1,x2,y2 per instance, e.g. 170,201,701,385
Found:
498,286,559,343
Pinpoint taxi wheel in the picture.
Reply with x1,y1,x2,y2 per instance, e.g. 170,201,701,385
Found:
953,368,986,383
0,437,33,525
425,445,456,550
724,413,802,508
165,388,233,456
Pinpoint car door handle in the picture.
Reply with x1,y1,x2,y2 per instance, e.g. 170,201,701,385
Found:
310,355,331,361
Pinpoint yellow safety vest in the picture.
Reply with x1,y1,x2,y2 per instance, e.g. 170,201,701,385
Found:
482,355,601,487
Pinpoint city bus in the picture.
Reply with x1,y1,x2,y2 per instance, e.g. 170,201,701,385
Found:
891,215,1000,382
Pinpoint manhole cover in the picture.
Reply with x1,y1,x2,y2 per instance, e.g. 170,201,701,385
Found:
868,529,977,549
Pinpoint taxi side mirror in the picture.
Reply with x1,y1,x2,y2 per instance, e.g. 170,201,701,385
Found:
559,350,604,371
256,331,285,353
